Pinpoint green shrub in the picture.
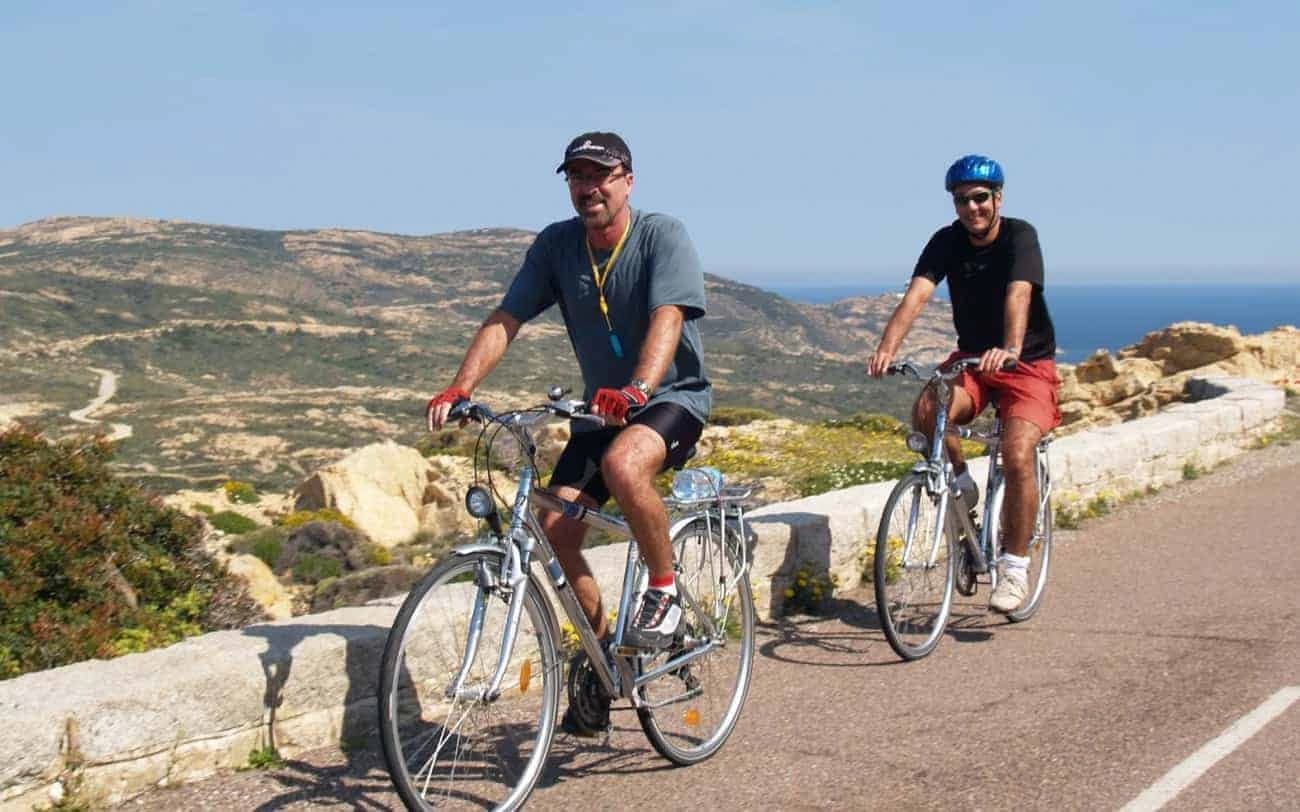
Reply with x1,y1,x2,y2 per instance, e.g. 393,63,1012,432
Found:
293,553,343,584
209,510,258,535
0,425,254,678
780,563,839,614
820,412,905,433
710,406,779,426
226,526,289,569
1182,460,1202,480
222,480,260,504
193,503,214,515
242,745,283,771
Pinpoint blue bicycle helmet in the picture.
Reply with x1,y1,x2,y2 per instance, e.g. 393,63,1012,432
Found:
944,154,1004,191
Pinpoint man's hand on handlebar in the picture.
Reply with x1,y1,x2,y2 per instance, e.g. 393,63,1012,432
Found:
978,347,1020,375
426,386,470,432
589,385,648,426
866,349,895,378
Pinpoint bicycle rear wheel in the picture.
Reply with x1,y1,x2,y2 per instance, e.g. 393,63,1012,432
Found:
873,473,956,660
988,476,1053,623
637,518,755,765
378,550,561,811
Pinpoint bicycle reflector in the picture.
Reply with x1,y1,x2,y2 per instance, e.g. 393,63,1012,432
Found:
906,432,929,454
465,485,495,518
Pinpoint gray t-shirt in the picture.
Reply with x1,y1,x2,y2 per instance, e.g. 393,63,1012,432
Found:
500,208,711,426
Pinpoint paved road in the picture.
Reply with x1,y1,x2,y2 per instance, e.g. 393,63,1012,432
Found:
120,443,1300,810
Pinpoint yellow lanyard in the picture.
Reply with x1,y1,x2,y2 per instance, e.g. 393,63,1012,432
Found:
584,218,633,333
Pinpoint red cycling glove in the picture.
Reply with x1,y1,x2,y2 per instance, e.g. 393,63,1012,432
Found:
590,385,649,423
427,386,470,419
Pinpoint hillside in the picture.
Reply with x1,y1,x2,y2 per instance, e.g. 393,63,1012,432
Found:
0,216,952,492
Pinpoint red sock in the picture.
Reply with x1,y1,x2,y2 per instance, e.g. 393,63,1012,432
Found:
649,574,676,594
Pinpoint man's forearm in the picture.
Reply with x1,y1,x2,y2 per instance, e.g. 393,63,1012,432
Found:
632,305,686,389
448,310,519,391
1002,282,1031,353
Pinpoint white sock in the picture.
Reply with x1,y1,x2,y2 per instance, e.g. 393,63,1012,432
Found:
1001,553,1030,574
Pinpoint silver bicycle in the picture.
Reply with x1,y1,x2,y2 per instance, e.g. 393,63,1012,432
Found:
873,358,1053,660
378,389,756,810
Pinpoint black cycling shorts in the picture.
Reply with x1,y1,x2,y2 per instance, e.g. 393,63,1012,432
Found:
548,402,704,505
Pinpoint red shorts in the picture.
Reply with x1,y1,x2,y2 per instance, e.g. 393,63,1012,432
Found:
944,352,1062,434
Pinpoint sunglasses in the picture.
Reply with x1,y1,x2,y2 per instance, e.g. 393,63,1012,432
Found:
952,190,994,206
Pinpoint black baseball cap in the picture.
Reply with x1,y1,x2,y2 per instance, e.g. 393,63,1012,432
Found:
555,131,632,173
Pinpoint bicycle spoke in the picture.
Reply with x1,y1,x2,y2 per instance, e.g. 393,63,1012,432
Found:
379,553,560,810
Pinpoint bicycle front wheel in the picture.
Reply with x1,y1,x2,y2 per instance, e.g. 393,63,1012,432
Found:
637,518,755,765
873,472,956,660
988,478,1053,623
378,550,561,811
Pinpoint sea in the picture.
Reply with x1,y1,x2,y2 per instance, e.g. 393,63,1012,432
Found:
766,283,1300,363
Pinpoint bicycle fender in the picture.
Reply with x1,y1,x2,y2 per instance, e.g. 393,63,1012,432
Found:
668,513,718,539
448,539,509,558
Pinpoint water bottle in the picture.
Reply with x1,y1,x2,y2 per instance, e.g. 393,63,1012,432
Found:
671,466,724,501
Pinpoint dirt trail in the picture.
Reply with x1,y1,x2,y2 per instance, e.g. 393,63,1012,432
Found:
69,367,132,441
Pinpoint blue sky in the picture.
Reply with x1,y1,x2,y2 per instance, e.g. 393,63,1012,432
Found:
3,2,1297,286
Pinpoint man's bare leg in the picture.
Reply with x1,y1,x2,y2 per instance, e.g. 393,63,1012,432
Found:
997,417,1042,558
912,384,977,473
600,425,672,580
538,485,608,638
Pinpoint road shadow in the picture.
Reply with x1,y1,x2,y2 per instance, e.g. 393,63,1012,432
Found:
237,621,397,810
757,597,901,668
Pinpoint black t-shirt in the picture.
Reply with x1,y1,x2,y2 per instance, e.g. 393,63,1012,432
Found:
912,216,1057,361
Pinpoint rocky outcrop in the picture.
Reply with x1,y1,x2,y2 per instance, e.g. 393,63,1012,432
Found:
294,440,479,548
1057,323,1300,432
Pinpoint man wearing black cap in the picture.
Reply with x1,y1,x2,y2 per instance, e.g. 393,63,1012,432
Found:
427,132,711,669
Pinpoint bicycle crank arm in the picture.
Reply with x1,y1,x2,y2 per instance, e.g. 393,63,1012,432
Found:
632,640,717,688
637,685,704,711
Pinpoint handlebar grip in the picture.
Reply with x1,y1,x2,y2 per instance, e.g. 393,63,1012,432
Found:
447,399,477,422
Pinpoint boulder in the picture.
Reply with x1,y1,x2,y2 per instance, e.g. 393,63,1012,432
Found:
226,554,292,620
294,441,429,548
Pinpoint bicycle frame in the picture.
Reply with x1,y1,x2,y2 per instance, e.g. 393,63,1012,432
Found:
896,360,1052,587
443,402,752,707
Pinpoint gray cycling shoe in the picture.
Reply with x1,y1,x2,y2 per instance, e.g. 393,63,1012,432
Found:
622,588,682,650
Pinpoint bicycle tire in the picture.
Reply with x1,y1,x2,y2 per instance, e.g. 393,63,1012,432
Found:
988,477,1053,623
378,550,561,811
637,518,755,765
873,472,956,660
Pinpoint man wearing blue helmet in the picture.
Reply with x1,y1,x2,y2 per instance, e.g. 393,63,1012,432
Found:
867,154,1060,614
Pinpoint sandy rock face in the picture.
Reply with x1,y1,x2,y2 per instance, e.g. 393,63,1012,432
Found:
226,554,293,620
294,440,481,547
1117,321,1246,374
295,440,431,547
1059,322,1299,432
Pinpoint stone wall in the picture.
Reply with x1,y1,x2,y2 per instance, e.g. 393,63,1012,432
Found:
0,376,1286,810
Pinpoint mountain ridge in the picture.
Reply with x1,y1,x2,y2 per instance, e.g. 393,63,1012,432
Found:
0,215,952,491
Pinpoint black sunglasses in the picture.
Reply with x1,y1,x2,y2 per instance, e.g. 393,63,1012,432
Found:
952,190,994,206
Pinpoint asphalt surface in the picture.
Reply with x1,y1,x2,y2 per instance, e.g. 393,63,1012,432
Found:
116,442,1300,811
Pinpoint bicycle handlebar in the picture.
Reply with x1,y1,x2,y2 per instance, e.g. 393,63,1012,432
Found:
446,392,606,428
887,356,1016,380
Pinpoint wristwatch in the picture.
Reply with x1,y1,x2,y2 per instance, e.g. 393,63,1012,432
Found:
627,379,652,398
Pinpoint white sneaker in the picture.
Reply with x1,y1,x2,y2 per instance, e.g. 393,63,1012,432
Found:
989,563,1028,614
623,588,682,650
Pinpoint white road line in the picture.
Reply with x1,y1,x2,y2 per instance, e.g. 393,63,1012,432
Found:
1121,686,1300,811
